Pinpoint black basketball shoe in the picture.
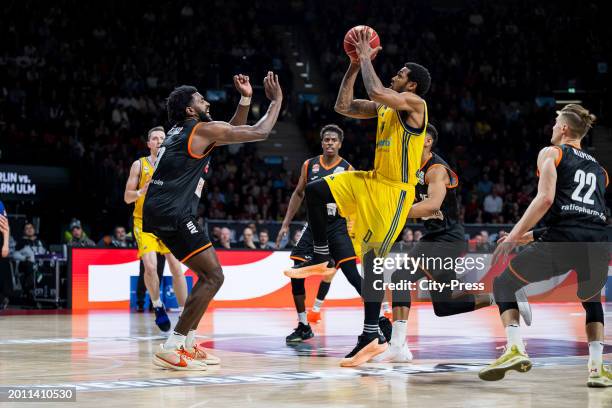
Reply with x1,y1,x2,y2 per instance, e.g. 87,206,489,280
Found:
286,322,314,343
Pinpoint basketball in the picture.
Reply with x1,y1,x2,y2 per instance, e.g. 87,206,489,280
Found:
343,25,381,62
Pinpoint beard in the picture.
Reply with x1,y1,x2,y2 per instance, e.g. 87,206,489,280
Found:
198,110,213,122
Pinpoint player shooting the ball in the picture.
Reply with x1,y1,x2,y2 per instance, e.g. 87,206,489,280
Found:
286,26,432,367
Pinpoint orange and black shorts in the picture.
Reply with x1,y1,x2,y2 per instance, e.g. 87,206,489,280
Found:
150,216,212,264
290,218,356,268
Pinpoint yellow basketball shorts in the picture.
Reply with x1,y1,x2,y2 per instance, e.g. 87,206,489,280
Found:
324,170,415,258
133,217,170,258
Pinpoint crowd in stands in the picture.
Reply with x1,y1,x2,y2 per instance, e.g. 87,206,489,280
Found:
1,0,610,249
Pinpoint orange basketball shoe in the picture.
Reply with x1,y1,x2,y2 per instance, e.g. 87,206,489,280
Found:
186,343,221,365
152,345,207,371
307,309,321,323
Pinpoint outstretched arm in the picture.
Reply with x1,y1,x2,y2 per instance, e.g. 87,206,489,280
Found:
228,74,252,126
191,72,283,150
334,63,378,119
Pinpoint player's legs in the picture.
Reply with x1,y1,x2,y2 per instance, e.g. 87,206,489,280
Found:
285,180,338,277
136,260,146,311
140,250,172,332
164,252,187,308
341,250,388,367
286,264,314,342
307,271,335,323
584,300,611,386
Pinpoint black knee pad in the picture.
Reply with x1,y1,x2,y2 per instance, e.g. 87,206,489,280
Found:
583,301,604,324
291,278,305,296
493,270,525,315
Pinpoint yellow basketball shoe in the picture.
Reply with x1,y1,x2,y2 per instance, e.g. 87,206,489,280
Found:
478,345,531,381
587,364,612,387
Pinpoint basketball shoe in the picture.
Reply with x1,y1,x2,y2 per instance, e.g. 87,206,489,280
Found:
286,322,314,343
587,364,612,387
478,345,531,381
340,332,388,367
284,255,335,279
152,344,207,371
185,343,221,365
154,305,171,332
307,310,321,323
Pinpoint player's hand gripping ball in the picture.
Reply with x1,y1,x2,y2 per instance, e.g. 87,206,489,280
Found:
343,25,381,63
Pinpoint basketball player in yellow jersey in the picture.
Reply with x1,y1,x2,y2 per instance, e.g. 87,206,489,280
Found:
124,126,187,332
287,28,431,366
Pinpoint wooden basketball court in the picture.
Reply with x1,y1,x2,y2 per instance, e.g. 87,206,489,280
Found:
1,304,611,407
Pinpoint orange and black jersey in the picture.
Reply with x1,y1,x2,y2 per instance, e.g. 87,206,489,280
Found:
541,144,608,229
143,119,215,231
304,155,351,220
415,152,463,240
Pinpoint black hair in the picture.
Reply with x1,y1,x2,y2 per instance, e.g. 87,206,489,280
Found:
404,62,431,96
320,124,344,141
146,126,165,141
426,123,438,148
167,85,198,123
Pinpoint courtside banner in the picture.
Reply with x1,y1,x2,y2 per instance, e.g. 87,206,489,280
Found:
70,248,364,310
70,248,610,310
0,164,70,201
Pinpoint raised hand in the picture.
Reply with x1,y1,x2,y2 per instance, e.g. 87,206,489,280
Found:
233,74,253,97
263,71,283,102
354,27,382,61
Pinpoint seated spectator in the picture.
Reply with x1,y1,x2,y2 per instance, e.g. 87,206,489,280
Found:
219,227,232,249
12,222,48,300
67,219,96,247
257,229,275,249
483,191,503,222
285,228,304,249
111,226,134,248
97,234,114,248
238,227,257,249
400,228,414,244
211,226,222,246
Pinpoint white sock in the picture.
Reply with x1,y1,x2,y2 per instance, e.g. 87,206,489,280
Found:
151,298,163,308
382,301,391,313
488,293,496,305
298,312,307,325
164,331,186,350
312,299,323,312
588,341,604,370
390,320,407,346
185,330,197,349
505,324,524,351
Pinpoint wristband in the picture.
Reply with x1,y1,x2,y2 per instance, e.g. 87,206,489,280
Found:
239,96,252,106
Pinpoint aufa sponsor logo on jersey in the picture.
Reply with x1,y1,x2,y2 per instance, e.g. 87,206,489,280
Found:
376,138,391,148
333,166,345,174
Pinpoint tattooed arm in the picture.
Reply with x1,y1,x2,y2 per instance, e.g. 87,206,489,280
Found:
334,63,378,119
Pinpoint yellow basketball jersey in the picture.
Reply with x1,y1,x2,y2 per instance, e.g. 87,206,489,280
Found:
374,102,428,185
133,156,155,220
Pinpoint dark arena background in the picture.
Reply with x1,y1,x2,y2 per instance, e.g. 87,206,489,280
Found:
0,1,611,406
